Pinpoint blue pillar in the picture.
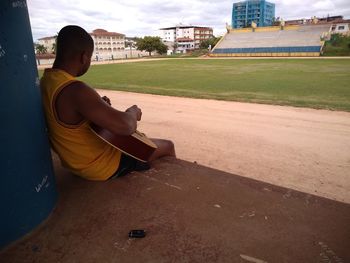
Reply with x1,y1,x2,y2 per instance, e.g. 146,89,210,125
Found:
0,0,57,249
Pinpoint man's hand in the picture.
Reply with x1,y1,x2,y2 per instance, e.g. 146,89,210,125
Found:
126,105,142,121
101,96,111,105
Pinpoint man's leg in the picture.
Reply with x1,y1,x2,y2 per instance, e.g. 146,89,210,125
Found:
148,138,176,162
109,139,175,179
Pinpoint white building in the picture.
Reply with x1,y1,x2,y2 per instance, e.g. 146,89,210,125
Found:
37,36,56,53
90,29,125,60
36,28,151,63
159,24,213,53
176,38,195,53
330,22,350,35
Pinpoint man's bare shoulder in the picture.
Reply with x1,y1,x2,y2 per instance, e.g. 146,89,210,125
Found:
66,80,94,93
64,80,100,101
54,81,97,125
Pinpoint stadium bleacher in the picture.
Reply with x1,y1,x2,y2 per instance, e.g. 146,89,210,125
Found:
211,25,331,57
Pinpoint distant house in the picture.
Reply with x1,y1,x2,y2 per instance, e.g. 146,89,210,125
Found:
90,29,125,60
330,22,350,35
159,24,213,53
36,28,150,64
125,37,138,49
37,36,56,53
281,16,348,26
176,38,195,53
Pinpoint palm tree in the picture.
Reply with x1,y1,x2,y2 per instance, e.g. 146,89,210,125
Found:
51,43,56,54
52,34,58,54
35,44,47,54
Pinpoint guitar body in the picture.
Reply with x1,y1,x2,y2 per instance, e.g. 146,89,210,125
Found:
90,124,157,162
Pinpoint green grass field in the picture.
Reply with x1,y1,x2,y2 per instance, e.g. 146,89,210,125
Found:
47,58,350,111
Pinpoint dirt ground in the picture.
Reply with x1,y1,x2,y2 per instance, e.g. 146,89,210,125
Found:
98,89,350,204
2,157,349,263
2,87,350,262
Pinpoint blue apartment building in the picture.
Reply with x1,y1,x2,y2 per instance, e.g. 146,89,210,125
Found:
232,0,275,28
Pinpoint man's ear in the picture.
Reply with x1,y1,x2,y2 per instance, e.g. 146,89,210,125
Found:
80,51,88,64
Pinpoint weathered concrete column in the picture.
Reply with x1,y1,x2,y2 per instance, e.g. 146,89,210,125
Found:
0,0,57,249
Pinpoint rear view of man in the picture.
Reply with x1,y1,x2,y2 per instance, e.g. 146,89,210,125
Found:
40,25,175,181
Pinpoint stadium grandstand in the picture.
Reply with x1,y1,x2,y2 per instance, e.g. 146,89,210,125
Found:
211,24,331,57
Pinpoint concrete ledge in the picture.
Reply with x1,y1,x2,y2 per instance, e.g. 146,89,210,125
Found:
1,157,349,262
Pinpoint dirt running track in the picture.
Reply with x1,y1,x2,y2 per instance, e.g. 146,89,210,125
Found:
98,89,350,204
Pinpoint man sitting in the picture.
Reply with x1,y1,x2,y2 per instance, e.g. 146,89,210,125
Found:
40,25,175,181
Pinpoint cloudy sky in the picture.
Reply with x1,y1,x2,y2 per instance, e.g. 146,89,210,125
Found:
28,0,350,41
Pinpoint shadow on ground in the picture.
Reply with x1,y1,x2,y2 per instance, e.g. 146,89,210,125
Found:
1,157,349,263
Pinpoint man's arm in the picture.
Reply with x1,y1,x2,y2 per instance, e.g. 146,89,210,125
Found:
70,81,141,136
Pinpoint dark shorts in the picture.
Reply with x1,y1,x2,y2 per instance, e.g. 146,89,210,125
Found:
109,153,150,179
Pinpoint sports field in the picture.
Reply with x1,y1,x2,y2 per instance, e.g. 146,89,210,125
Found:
72,58,350,111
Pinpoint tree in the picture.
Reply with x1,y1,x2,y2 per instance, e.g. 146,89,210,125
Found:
156,42,168,55
136,36,168,56
330,33,342,46
51,42,56,54
199,36,222,50
51,34,58,54
35,44,47,54
172,42,178,52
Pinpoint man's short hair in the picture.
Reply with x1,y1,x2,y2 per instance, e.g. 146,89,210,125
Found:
56,25,94,60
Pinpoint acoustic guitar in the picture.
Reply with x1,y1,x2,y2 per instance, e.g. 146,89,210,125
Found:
90,123,157,162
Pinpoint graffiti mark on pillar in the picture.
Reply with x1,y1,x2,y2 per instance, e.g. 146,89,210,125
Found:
35,175,48,193
23,54,28,62
36,77,40,88
12,0,27,8
0,45,5,58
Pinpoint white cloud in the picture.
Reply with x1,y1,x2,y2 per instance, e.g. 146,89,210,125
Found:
27,0,350,41
312,0,335,10
274,0,349,19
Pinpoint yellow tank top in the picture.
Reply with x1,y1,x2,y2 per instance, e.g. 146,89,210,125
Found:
40,68,121,181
